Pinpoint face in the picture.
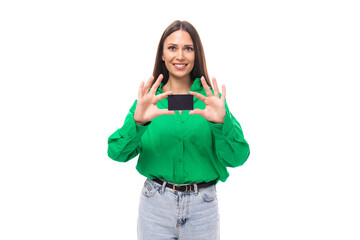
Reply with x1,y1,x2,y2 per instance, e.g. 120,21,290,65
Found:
162,30,195,81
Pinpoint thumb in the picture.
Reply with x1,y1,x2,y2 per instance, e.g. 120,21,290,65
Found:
189,109,205,118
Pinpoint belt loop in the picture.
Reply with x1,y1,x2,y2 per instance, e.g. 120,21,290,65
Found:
194,183,198,195
161,180,167,194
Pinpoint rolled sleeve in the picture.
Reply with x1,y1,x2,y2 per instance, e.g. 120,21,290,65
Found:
207,106,250,167
107,100,149,162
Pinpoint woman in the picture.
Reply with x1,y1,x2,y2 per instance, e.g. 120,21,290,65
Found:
107,20,250,240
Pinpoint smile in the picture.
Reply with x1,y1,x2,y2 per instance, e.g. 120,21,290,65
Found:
173,64,187,70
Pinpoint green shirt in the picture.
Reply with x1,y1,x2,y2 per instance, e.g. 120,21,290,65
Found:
107,78,250,184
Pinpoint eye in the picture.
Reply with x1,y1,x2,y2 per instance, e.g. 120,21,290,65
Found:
168,46,176,51
185,47,194,51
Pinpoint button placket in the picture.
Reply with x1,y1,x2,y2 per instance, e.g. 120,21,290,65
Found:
174,111,185,183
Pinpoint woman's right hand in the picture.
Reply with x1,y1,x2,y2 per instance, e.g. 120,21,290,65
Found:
133,74,174,125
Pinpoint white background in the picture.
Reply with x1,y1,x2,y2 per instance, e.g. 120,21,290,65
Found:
1,0,359,239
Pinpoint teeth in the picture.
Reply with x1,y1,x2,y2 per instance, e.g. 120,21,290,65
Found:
174,64,186,67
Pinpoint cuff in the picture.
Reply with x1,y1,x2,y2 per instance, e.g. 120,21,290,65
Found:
207,111,231,139
207,110,245,141
119,115,149,141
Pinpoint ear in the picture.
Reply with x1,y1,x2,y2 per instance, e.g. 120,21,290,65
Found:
162,55,164,61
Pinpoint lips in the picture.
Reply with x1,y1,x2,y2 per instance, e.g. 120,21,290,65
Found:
173,63,187,70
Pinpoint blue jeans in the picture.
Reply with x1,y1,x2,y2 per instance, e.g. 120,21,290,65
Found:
137,178,220,240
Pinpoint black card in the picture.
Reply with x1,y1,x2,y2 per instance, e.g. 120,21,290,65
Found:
168,94,194,110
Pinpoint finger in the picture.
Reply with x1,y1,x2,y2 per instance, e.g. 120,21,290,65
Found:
143,76,154,96
138,81,145,98
189,91,206,102
201,76,213,97
189,109,205,118
221,84,226,103
157,109,175,116
150,74,163,94
212,77,219,98
155,91,173,102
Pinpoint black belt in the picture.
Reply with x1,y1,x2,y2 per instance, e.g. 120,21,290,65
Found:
153,178,217,192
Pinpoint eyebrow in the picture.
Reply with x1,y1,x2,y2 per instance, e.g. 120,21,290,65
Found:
167,43,194,47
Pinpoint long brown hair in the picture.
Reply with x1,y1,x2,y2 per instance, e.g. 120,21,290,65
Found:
152,20,211,88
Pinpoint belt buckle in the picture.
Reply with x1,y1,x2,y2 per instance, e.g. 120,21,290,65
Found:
173,184,192,192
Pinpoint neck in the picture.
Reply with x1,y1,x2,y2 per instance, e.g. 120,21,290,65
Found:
163,76,192,94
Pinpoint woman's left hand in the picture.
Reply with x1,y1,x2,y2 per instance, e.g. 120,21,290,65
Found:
189,76,226,124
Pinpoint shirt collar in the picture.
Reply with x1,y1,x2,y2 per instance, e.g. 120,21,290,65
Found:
190,78,202,91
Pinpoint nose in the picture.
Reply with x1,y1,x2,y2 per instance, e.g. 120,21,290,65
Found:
176,49,184,61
